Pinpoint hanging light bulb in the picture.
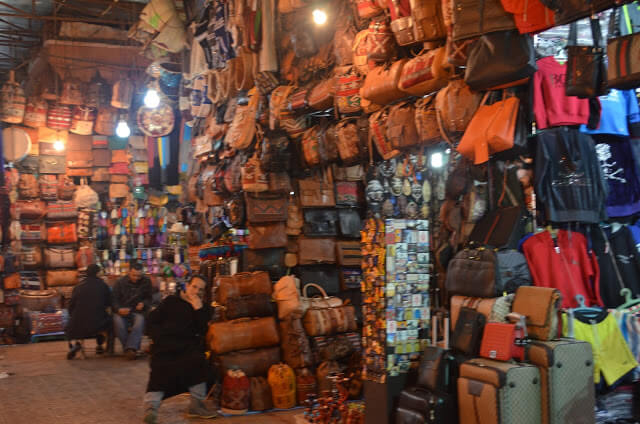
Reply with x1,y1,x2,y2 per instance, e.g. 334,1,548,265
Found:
116,120,131,138
53,140,65,151
430,152,443,168
312,8,328,25
144,88,161,108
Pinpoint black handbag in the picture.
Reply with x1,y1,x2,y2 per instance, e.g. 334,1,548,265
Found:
241,248,286,280
451,307,486,356
565,17,608,99
464,30,537,91
297,265,340,295
303,209,338,236
338,209,362,239
549,0,633,26
468,206,527,250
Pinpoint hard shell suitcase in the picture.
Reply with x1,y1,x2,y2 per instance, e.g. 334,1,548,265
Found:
397,387,457,423
396,407,427,424
526,339,595,424
458,358,541,424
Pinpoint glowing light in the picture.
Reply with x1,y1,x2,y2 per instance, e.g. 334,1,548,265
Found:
53,140,65,151
431,152,443,168
312,8,327,25
116,120,131,138
144,88,161,108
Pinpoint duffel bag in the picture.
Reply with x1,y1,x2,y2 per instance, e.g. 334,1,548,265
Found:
46,201,78,220
11,200,45,220
19,289,61,311
216,271,272,305
47,223,77,244
207,317,280,354
224,293,275,320
216,346,281,377
44,247,76,268
46,269,79,287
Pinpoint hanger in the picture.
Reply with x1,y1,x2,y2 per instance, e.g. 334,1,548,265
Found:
616,288,640,311
571,294,604,318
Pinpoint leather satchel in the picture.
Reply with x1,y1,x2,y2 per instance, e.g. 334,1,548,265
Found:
565,17,607,99
336,241,362,266
298,238,337,265
369,109,400,160
411,0,446,43
46,201,78,220
224,293,275,320
207,317,280,354
248,222,287,249
415,95,441,144
338,209,362,238
435,79,483,145
303,301,358,337
452,0,516,41
279,314,314,369
445,246,497,298
451,307,486,356
217,346,281,377
39,154,66,174
398,47,450,96
334,66,363,115
361,60,408,105
300,282,343,313
511,286,561,341
450,295,515,329
245,193,287,223
298,169,336,208
310,333,357,363
607,7,640,90
47,223,77,244
46,269,79,287
44,247,76,268
273,275,302,319
387,101,419,150
335,118,366,165
216,271,272,305
303,209,338,236
241,248,286,280
479,322,525,361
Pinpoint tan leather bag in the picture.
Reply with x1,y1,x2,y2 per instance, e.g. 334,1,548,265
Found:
370,108,400,160
450,295,514,329
225,87,259,150
298,238,336,265
207,317,280,354
512,286,561,341
273,275,302,319
298,169,336,208
303,290,357,337
248,222,287,249
216,271,272,305
353,30,371,76
397,47,450,96
46,270,79,287
66,150,93,168
361,60,408,105
300,283,342,314
415,95,442,144
44,247,76,268
308,78,335,111
435,78,483,144
335,118,363,165
386,101,419,150
269,86,295,130
411,0,446,43
279,314,313,369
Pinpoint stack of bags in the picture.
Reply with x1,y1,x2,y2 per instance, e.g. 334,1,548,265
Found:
91,135,111,195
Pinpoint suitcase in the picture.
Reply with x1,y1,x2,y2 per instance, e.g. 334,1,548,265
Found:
526,339,595,424
396,406,428,424
397,387,457,423
458,358,541,424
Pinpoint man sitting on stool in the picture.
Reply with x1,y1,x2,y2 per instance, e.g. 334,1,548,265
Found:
66,264,112,359
113,262,152,360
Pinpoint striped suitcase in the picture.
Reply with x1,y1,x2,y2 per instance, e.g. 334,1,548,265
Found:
458,358,541,424
526,339,595,424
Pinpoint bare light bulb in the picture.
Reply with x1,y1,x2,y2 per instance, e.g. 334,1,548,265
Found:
116,120,131,138
144,88,160,108
430,152,443,168
53,140,65,151
312,8,327,25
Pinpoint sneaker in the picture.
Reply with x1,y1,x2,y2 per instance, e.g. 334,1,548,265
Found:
143,410,157,424
125,349,137,360
187,399,218,419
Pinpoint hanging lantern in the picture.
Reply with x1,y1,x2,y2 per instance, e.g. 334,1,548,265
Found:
86,72,112,109
47,103,73,131
70,106,97,135
94,107,119,136
23,98,48,128
1,71,26,124
111,77,135,109
60,78,85,105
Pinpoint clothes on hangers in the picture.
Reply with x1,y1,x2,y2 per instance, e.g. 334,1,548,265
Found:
580,89,640,137
612,309,640,381
523,229,602,309
562,310,638,386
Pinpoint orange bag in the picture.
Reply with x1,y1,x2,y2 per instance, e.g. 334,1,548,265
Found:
47,223,78,244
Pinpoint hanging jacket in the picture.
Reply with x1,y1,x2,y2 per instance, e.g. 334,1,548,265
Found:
522,229,602,309
500,0,555,34
581,89,640,137
534,127,608,223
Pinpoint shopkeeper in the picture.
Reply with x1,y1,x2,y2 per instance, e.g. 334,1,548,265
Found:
112,262,153,359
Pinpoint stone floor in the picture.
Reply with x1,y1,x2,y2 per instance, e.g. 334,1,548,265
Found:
0,340,302,424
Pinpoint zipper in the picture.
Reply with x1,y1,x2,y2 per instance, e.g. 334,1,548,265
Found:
600,227,625,292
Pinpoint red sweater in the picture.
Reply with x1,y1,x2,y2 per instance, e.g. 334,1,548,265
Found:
533,56,591,130
522,230,603,309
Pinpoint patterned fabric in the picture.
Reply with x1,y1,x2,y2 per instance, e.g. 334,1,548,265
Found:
202,1,235,70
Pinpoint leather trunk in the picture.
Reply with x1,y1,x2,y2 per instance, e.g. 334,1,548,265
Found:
279,315,314,369
216,346,281,377
298,238,336,265
224,293,275,320
216,271,272,305
241,248,286,280
248,222,288,249
336,241,362,266
207,317,280,354
445,247,496,298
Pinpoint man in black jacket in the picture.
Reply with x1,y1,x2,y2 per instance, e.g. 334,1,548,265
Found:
143,275,216,423
112,262,152,360
66,264,112,359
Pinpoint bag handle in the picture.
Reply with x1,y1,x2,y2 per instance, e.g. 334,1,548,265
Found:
569,16,603,49
302,282,329,299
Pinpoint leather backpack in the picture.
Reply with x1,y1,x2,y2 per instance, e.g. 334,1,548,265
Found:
435,79,483,145
415,94,442,144
260,132,291,172
366,17,396,62
387,101,419,150
370,108,400,160
411,0,446,43
241,153,269,193
336,117,368,165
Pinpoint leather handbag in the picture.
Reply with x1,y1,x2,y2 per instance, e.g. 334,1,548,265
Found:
241,153,269,193
435,79,483,145
273,275,302,319
450,295,515,329
298,169,336,207
245,193,287,223
66,133,92,151
109,183,129,199
303,209,338,236
302,126,322,167
298,238,337,265
607,7,640,90
452,0,516,41
451,307,486,356
47,223,77,244
302,284,357,336
310,333,357,363
366,17,397,62
207,317,280,354
270,86,295,130
465,30,537,91
250,377,273,411
66,150,93,168
369,108,400,160
387,101,419,150
336,241,362,266
268,172,292,194
224,294,275,320
299,267,341,295
248,222,287,249
3,273,20,290
216,271,272,305
44,247,76,268
241,248,286,280
221,370,250,414
415,95,441,144
92,149,111,167
335,118,366,165
338,209,362,238
511,286,561,341
300,282,343,313
565,17,607,99
334,66,363,115
398,47,450,96
18,289,61,311
46,201,78,220
11,200,45,220
216,346,281,377
46,269,79,287
92,167,109,182
225,88,259,150
362,60,408,105
18,174,40,199
39,155,66,174
260,133,291,172
308,78,335,111
279,314,314,369
352,30,371,76
411,0,446,43
479,322,526,361
445,246,497,298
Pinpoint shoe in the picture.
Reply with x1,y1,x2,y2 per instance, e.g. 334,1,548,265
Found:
187,399,218,419
67,342,81,360
143,410,157,424
125,349,137,360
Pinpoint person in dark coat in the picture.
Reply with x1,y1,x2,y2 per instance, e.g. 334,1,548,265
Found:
66,264,112,359
143,275,216,424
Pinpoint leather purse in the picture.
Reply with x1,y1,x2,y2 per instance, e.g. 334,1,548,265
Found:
39,155,66,174
245,193,287,223
298,169,336,208
398,47,450,96
435,79,483,145
451,307,486,356
308,78,335,111
451,0,516,42
445,246,497,298
335,118,366,165
46,201,78,220
336,241,362,266
512,286,561,341
607,7,640,90
338,209,362,238
296,368,319,404
260,133,291,172
465,30,536,91
565,17,607,99
207,317,280,354
110,149,128,163
387,101,419,150
298,237,337,264
302,126,322,167
361,60,408,105
241,248,286,280
44,247,76,268
109,183,129,199
300,282,343,313
47,223,78,244
303,301,357,336
216,271,272,305
479,322,526,361
248,222,287,249
303,209,338,236
66,150,93,168
92,148,111,167
216,346,281,378
279,314,314,369
46,269,79,287
415,95,441,144
299,267,341,296
11,200,45,220
224,293,275,320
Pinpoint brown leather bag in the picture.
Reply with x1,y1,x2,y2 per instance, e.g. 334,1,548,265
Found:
415,95,441,144
369,109,400,160
435,78,483,145
18,174,40,199
250,377,274,411
317,361,342,393
336,241,362,266
66,150,93,168
44,247,76,268
207,317,280,354
450,295,516,329
361,60,407,105
92,149,111,167
335,118,364,165
386,101,419,149
216,347,281,377
298,238,337,265
411,0,446,43
308,78,335,111
511,286,561,341
216,271,272,305
445,247,497,298
279,314,314,369
248,222,288,249
224,294,275,320
46,270,78,287
296,368,318,404
397,47,450,96
303,303,357,336
366,17,396,62
452,0,516,42
298,169,336,208
245,193,287,223
225,87,259,150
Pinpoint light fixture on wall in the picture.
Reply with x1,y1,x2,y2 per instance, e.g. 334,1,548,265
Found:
144,86,161,108
312,8,328,25
53,140,65,152
116,119,131,138
430,152,444,168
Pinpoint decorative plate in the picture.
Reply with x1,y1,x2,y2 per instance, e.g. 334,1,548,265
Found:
137,104,174,137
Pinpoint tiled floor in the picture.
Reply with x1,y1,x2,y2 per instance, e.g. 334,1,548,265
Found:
0,340,302,424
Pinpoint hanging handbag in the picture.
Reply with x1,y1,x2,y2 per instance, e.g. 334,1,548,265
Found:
334,66,363,115
44,247,76,268
298,169,336,208
386,101,419,150
565,17,608,99
451,0,516,42
366,17,397,62
415,94,441,144
303,209,338,236
411,0,446,43
245,193,287,223
298,238,337,265
46,104,72,130
335,118,366,165
248,222,288,249
464,30,537,91
445,246,497,298
11,200,45,220
47,223,77,244
607,7,640,90
38,155,66,174
241,248,286,280
67,150,93,168
361,60,408,106
511,286,561,341
397,47,450,96
451,307,486,356
435,78,483,145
